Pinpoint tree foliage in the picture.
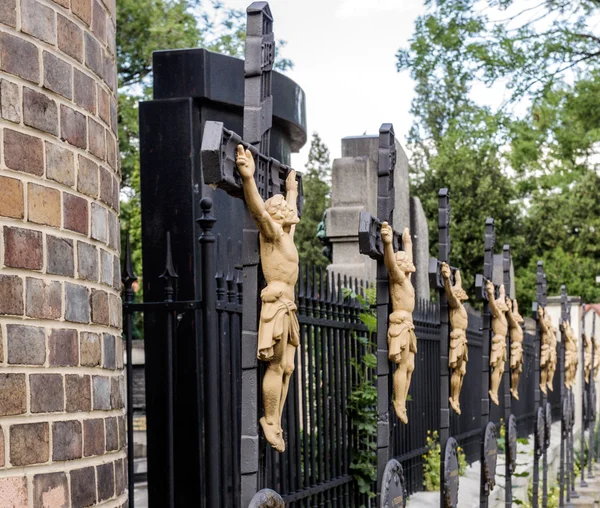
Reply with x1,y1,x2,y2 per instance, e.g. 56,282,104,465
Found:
295,133,332,268
398,0,600,307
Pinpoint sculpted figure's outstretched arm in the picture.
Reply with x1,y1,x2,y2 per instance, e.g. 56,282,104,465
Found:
285,170,298,239
506,298,517,326
236,145,278,240
485,281,500,318
381,222,404,284
538,308,549,334
441,263,459,309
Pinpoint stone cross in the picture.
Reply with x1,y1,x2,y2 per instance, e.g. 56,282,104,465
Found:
200,3,302,505
427,188,462,508
474,218,498,507
357,123,406,505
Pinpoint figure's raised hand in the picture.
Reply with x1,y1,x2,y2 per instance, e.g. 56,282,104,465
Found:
506,297,512,310
236,144,255,179
441,262,451,280
485,280,495,296
538,307,544,319
286,170,298,192
381,221,393,245
402,227,412,244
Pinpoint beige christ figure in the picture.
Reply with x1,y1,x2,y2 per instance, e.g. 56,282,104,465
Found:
595,335,600,381
584,333,592,383
236,145,300,453
506,297,524,400
381,222,416,424
441,262,469,415
485,281,508,406
544,310,557,391
564,321,578,389
538,307,551,394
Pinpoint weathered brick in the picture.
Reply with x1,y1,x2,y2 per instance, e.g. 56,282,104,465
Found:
70,466,96,507
83,418,105,456
92,0,107,43
43,52,72,100
98,84,109,124
26,277,62,319
85,32,102,77
78,155,99,197
102,50,116,92
72,0,92,25
89,117,105,159
46,142,75,187
61,105,87,149
23,87,58,135
91,288,108,324
47,235,75,276
58,14,83,62
105,417,118,451
52,420,82,461
51,0,69,7
113,254,121,289
91,202,107,243
115,335,123,369
65,283,90,323
0,32,39,83
115,457,125,495
110,96,117,134
0,374,26,416
4,129,44,176
109,294,121,328
103,333,115,369
65,374,91,412
78,242,98,281
1,79,20,123
107,133,116,171
97,462,115,502
99,249,112,286
107,15,116,54
30,374,64,413
10,422,49,466
74,68,95,113
0,275,23,315
0,0,16,27
110,376,123,409
33,472,69,508
63,193,88,235
99,165,112,206
7,324,45,365
0,428,4,467
93,375,110,410
22,0,56,45
49,329,78,367
0,478,27,506
80,332,101,366
112,175,120,213
27,183,61,227
0,176,23,219
108,210,119,250
4,226,43,269
117,415,125,450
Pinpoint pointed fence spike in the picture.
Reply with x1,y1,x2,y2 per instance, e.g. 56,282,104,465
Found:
159,231,179,280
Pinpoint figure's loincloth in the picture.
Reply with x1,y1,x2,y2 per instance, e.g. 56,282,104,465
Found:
449,329,468,366
490,335,506,366
257,285,300,361
540,344,550,367
510,342,523,370
388,312,417,363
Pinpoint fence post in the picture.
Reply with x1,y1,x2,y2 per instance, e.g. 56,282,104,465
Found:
502,245,513,507
532,262,545,508
581,302,589,488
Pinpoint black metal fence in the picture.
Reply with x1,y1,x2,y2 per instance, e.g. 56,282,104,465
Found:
123,231,561,505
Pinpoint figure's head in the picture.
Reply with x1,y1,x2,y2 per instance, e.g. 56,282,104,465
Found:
395,250,416,273
453,270,468,302
265,194,299,226
496,284,509,312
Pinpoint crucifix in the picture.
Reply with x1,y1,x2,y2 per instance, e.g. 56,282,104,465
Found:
474,218,500,508
200,3,303,505
358,123,409,506
428,188,466,508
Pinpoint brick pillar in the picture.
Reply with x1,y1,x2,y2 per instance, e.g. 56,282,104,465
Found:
0,0,125,506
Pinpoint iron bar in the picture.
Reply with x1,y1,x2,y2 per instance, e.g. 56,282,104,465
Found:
588,308,595,478
532,262,544,508
503,245,512,508
581,302,588,487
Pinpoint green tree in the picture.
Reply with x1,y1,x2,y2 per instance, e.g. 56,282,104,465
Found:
295,132,332,268
397,0,600,306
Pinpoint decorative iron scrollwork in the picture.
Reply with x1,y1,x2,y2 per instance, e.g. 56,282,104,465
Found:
444,437,460,508
380,458,406,508
483,422,498,491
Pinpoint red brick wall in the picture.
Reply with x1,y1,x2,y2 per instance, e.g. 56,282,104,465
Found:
0,0,125,505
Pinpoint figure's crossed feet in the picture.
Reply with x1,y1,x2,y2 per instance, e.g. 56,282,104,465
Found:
510,388,519,401
547,382,554,392
394,401,408,424
488,390,499,406
260,417,285,452
449,397,461,415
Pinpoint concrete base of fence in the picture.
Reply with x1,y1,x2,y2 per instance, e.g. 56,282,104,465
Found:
406,422,599,507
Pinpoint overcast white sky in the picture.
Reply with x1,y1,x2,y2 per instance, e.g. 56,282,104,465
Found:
221,0,427,169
